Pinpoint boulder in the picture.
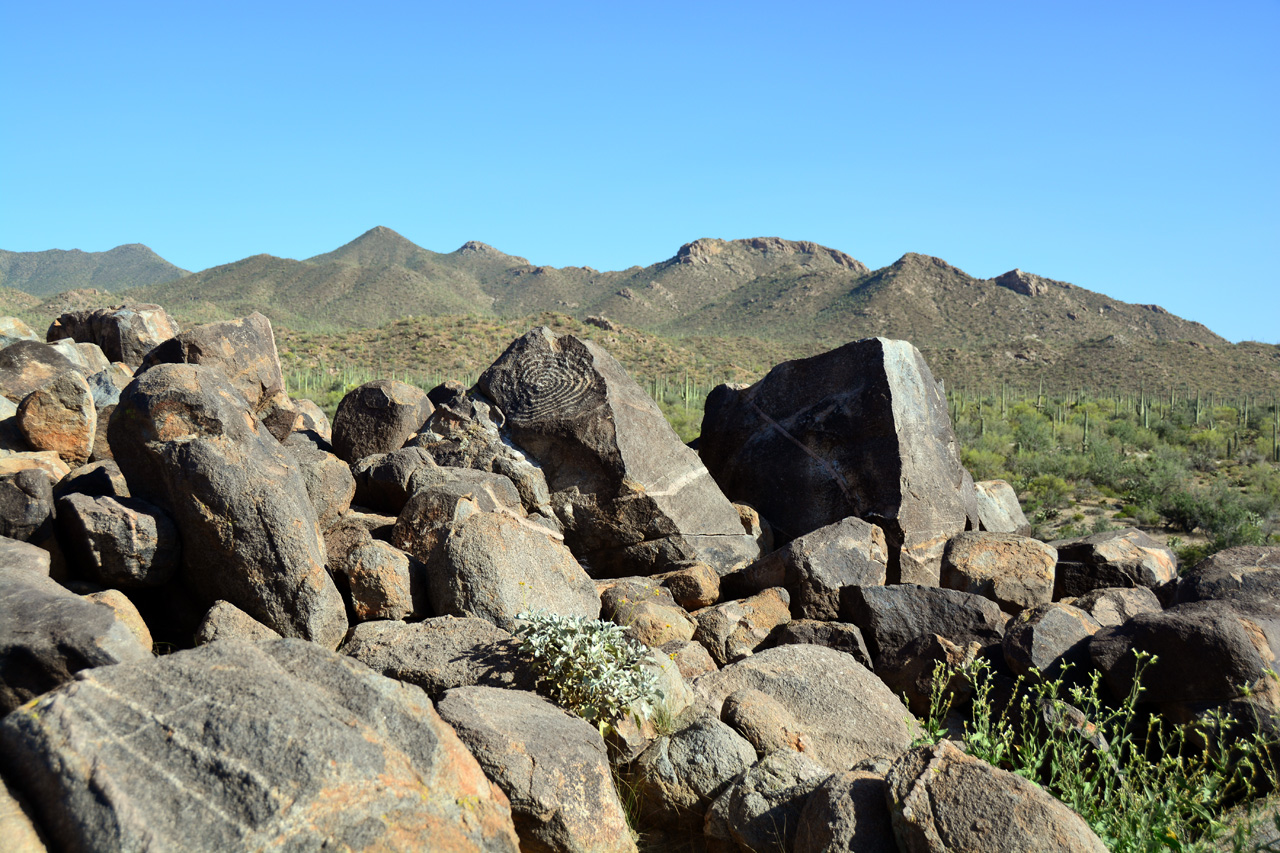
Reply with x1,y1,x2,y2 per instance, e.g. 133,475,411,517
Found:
940,532,1056,613
16,370,95,466
656,561,720,610
108,363,346,648
0,467,55,543
89,403,114,461
0,639,520,853
82,588,153,650
0,774,47,853
332,379,434,465
0,341,80,403
695,644,916,772
659,639,719,679
794,769,897,853
722,687,812,756
600,577,697,647
476,327,758,577
877,633,983,717
706,749,830,853
632,714,758,833
885,739,1107,852
973,479,1032,536
138,312,285,413
85,365,131,408
52,459,129,500
193,600,283,645
330,537,421,622
0,535,51,576
418,509,600,632
840,584,1006,666
281,432,356,529
55,493,180,588
693,587,792,666
0,451,69,483
1175,546,1280,651
46,304,179,366
1002,603,1101,679
293,398,332,442
765,619,874,670
48,339,111,376
1051,527,1178,599
339,616,537,699
0,316,40,347
0,561,151,715
1073,586,1162,628
352,445,440,512
698,337,974,585
731,516,888,620
436,685,637,853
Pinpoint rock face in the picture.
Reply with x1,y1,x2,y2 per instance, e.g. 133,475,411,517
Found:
109,363,347,648
940,532,1056,613
696,644,915,772
1052,527,1178,599
1175,546,1280,650
436,686,636,853
794,769,897,853
699,337,974,584
973,479,1032,536
886,739,1108,852
0,467,56,543
0,341,81,402
0,561,152,715
733,516,888,620
46,304,178,366
0,639,521,853
633,715,758,832
332,379,434,465
710,749,830,853
16,370,96,466
1003,603,1101,678
477,327,758,576
841,584,1006,666
55,493,180,588
138,312,285,413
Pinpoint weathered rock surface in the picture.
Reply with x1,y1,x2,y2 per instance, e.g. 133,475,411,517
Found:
109,363,346,647
56,493,179,588
281,431,355,529
732,516,888,620
885,739,1108,852
0,534,51,575
0,341,81,402
0,467,55,543
16,370,95,466
48,339,111,377
0,316,40,347
138,312,285,412
722,687,812,756
766,619,874,670
477,327,758,577
659,638,719,679
841,584,1006,665
1175,546,1280,651
940,532,1056,613
1003,603,1101,678
351,445,440,512
0,562,151,715
877,633,982,717
656,561,720,610
1073,586,1162,628
1052,527,1178,599
46,304,178,366
0,639,521,853
699,337,974,585
794,769,897,853
0,774,47,853
193,600,283,645
632,714,757,833
332,379,434,465
339,616,536,699
693,587,792,666
696,644,916,772
52,459,129,500
708,749,830,853
436,686,636,853
82,588,154,651
974,479,1032,536
420,510,600,632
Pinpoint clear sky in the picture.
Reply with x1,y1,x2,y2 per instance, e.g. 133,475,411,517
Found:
2,1,1277,343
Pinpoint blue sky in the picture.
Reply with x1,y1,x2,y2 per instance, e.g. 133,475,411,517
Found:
2,1,1277,343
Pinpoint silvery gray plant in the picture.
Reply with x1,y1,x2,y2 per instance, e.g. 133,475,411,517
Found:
514,610,663,735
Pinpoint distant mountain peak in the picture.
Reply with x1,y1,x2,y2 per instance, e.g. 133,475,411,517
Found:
672,237,866,272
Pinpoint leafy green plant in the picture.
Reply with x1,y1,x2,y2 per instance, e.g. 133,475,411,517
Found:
919,655,1280,852
513,610,663,736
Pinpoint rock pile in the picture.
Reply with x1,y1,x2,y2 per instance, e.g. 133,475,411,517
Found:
0,309,1274,852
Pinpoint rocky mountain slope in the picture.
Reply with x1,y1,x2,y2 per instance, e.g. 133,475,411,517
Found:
0,244,187,296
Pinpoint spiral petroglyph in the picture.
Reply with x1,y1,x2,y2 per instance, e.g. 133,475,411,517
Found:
501,342,604,426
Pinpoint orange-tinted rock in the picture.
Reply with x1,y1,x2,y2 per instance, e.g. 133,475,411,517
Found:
16,371,95,467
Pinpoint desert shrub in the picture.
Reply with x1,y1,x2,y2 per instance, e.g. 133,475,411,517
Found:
513,611,662,735
962,447,1009,481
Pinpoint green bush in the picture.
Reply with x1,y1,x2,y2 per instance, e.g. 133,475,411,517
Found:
513,611,663,735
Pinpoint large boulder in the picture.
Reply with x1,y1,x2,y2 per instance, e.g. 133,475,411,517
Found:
1175,546,1280,652
16,370,96,466
0,341,81,402
476,327,758,577
1051,527,1178,599
332,379,434,465
281,431,356,529
339,616,537,699
885,739,1107,852
695,644,916,772
55,493,180,588
352,445,441,512
699,337,974,585
46,304,179,366
436,685,637,853
840,584,1007,666
0,639,521,853
973,479,1032,536
108,363,347,648
940,532,1056,613
1002,603,1101,679
730,516,888,620
0,561,151,715
137,312,285,413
